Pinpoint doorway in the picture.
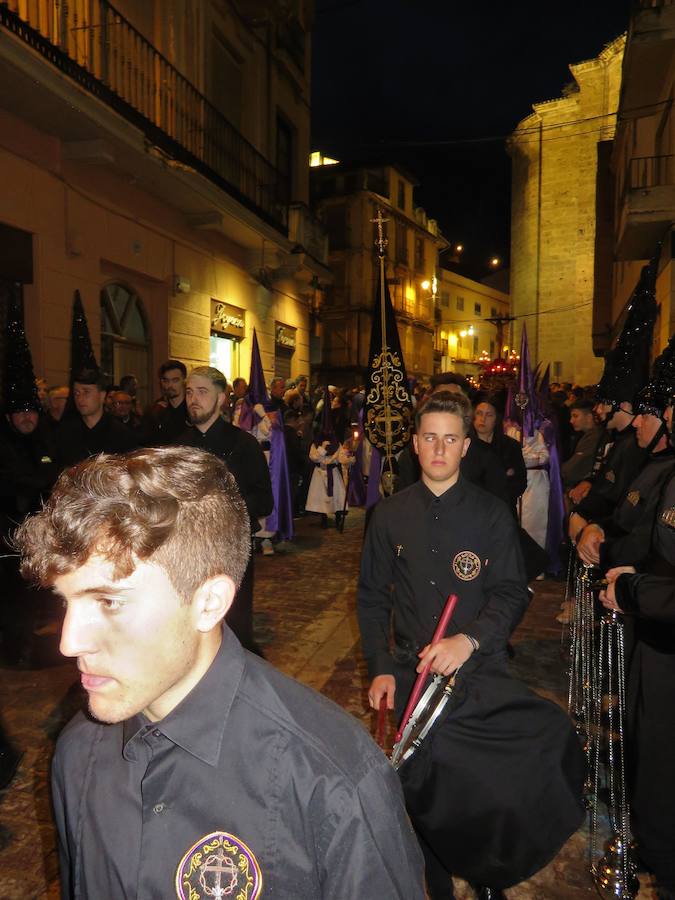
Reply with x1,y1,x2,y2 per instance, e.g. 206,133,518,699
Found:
100,283,151,408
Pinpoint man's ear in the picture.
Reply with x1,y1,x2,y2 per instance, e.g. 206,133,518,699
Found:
412,433,419,456
461,435,471,458
191,575,236,633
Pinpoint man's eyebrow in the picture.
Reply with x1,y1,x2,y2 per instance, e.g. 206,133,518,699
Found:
422,431,461,438
69,583,133,598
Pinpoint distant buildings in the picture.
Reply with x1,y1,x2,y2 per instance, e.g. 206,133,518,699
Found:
0,1,329,404
509,36,625,385
311,157,512,386
311,159,445,384
433,268,511,379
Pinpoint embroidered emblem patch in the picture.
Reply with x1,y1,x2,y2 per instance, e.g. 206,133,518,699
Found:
175,831,262,899
605,470,616,483
452,550,481,581
626,490,640,507
661,506,675,529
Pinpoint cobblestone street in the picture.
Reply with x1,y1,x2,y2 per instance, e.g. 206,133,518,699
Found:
0,509,656,899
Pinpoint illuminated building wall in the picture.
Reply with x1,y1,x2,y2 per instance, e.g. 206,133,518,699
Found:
311,161,446,385
434,269,510,378
509,36,625,386
0,1,328,403
594,4,675,358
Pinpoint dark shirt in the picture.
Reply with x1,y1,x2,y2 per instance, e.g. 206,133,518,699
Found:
573,425,647,522
177,418,273,524
267,396,287,415
481,431,527,516
357,476,528,679
598,449,675,571
51,627,425,899
56,412,138,468
652,467,675,576
561,425,604,489
143,399,189,446
283,425,306,477
617,574,675,623
0,418,59,520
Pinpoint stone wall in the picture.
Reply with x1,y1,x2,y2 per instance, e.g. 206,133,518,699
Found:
509,36,625,386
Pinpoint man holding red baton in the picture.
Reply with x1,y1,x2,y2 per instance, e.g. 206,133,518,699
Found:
357,391,585,900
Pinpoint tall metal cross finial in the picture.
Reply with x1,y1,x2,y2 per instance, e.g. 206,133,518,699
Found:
371,208,389,256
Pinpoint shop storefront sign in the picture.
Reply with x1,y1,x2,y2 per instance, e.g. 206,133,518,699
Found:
211,300,245,339
275,323,296,350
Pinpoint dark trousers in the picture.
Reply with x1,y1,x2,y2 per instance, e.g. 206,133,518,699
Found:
419,834,455,899
226,553,263,656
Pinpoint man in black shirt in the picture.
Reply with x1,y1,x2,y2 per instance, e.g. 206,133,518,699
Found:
575,407,674,570
178,366,273,654
15,447,424,898
0,391,60,666
143,359,189,445
57,369,137,466
358,392,585,899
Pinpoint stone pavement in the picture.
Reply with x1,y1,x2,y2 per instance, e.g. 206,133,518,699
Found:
0,508,656,899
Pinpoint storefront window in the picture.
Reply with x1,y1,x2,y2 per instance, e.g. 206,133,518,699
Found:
210,300,245,382
210,333,239,382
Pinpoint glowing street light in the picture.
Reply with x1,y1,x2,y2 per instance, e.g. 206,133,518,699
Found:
490,256,500,267
421,279,431,290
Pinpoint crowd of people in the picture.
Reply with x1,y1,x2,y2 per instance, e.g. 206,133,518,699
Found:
0,300,674,898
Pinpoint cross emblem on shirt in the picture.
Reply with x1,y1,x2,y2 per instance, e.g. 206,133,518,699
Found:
395,544,404,557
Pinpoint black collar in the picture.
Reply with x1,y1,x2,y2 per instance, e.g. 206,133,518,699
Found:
415,474,465,510
122,626,245,766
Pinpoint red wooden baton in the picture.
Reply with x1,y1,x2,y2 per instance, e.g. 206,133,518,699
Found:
375,695,388,749
395,593,459,743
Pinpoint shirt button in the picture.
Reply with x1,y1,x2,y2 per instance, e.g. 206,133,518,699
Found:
431,548,438,554
153,803,166,814
430,580,436,586
152,729,161,738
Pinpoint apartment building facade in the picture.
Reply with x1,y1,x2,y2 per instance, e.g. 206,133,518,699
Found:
594,0,675,357
434,268,511,379
0,0,329,405
311,159,446,386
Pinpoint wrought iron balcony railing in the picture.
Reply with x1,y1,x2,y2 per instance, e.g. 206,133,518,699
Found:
0,0,289,231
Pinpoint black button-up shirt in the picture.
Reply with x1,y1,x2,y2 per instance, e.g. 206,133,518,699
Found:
176,419,273,525
57,412,138,467
52,627,425,899
574,425,647,521
357,477,528,679
598,448,675,570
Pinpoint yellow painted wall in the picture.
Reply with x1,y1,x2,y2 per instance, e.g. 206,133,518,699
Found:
0,111,310,392
509,36,625,386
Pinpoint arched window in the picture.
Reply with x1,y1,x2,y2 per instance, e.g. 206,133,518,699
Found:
100,283,151,408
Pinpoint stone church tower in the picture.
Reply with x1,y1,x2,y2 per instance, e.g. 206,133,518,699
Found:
508,36,625,385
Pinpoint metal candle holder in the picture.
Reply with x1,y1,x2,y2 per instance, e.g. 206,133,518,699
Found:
567,561,600,804
590,610,638,899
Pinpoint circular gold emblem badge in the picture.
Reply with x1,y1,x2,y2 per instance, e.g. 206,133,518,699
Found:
452,551,481,581
176,831,262,899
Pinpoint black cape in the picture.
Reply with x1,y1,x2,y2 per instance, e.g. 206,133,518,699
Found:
358,479,585,888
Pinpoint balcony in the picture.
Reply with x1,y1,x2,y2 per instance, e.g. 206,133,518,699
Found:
0,0,289,234
288,203,329,265
622,0,675,114
616,154,675,258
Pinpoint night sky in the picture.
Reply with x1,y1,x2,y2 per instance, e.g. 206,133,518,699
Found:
311,0,631,276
